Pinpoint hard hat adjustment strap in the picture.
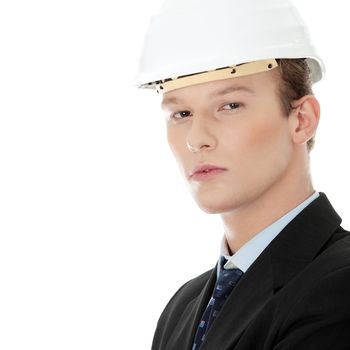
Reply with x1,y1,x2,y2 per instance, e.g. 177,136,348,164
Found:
140,59,279,93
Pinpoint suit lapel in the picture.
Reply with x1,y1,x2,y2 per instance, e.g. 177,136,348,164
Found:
201,192,342,349
270,192,342,291
165,264,218,349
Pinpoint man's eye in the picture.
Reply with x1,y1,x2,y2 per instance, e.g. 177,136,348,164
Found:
221,102,242,110
171,110,192,120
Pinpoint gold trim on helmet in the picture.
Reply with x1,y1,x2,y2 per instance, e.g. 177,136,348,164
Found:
139,59,279,93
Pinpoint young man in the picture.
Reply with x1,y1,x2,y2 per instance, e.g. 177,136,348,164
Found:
134,0,350,349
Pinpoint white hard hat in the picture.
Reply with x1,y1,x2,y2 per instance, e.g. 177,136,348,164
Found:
133,0,325,93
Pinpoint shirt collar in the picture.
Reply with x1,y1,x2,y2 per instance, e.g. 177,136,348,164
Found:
218,191,320,276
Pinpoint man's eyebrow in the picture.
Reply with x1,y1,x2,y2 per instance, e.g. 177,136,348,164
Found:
209,85,255,97
161,85,255,107
161,96,185,108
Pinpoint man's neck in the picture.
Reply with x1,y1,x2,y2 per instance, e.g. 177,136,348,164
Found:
221,173,314,254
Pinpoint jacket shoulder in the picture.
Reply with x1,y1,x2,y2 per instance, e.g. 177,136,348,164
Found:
318,226,350,268
266,230,350,348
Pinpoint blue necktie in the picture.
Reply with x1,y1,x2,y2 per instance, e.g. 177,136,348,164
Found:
192,257,243,350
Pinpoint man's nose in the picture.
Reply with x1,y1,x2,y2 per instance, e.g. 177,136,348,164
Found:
186,115,217,153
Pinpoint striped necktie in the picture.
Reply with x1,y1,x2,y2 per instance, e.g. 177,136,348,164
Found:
192,256,243,350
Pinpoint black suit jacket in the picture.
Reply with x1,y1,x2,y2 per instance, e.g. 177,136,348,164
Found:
152,192,350,349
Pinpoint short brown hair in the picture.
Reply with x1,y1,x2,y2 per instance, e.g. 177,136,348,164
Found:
275,58,315,152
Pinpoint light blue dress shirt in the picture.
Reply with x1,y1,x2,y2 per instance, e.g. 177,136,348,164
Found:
218,191,320,277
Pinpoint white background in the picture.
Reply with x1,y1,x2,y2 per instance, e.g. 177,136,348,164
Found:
0,0,349,349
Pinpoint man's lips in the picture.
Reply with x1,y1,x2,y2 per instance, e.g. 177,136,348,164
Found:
190,164,227,178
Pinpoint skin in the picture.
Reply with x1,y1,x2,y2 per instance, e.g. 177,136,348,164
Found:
161,69,320,253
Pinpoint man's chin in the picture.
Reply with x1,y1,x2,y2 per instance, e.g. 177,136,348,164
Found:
195,198,238,215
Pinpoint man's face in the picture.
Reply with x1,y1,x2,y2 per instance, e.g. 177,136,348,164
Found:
161,70,296,214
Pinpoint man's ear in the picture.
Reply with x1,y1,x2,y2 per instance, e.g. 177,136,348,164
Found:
288,95,320,146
